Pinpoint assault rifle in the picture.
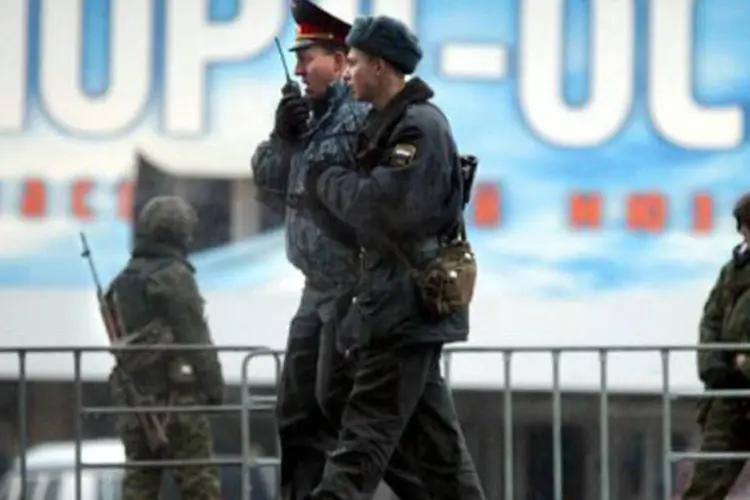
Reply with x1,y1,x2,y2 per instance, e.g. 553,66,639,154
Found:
79,233,169,453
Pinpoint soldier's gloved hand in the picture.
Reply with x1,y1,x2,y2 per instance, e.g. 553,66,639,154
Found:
274,81,309,142
704,367,750,389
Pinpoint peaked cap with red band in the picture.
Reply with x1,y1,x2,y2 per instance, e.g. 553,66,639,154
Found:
289,0,351,51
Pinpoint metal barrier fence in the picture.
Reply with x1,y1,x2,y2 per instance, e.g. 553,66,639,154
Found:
2,345,273,500
3,343,750,500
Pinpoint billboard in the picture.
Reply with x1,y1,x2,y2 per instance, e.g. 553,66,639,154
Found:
0,0,748,385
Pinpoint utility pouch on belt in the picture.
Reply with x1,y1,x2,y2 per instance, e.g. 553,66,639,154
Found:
383,217,477,319
409,154,479,316
411,239,477,317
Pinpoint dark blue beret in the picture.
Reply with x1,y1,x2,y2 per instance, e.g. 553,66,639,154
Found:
346,15,422,75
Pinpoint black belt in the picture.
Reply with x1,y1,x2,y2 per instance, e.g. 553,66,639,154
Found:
359,236,443,267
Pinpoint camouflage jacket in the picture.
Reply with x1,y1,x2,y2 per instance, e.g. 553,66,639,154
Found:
251,80,367,293
311,78,469,347
108,239,224,404
698,244,750,383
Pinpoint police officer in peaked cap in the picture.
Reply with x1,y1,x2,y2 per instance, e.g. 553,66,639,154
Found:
251,2,430,499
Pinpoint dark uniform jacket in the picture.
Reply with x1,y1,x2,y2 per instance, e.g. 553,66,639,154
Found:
310,78,469,347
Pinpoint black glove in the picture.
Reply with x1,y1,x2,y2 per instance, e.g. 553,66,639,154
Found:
297,161,358,249
704,367,750,389
274,81,309,141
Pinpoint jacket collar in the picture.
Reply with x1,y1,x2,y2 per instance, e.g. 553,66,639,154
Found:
358,77,434,157
307,79,351,132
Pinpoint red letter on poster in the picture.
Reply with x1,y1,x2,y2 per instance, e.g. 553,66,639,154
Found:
71,179,94,220
472,182,501,227
117,180,134,221
21,178,47,218
627,192,667,232
692,192,713,233
569,192,603,229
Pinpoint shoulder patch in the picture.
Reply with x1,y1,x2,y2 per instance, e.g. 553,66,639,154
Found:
391,143,417,168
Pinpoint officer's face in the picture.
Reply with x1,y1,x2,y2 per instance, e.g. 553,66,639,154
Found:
344,48,380,102
294,46,346,99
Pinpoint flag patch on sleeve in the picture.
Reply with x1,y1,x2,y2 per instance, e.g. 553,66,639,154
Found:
391,143,417,168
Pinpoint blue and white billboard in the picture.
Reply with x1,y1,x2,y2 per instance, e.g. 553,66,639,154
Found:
0,0,748,385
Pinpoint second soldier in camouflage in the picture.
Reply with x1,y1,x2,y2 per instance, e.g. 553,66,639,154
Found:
683,192,750,499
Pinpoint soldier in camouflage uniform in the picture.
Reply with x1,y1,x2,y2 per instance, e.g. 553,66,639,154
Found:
108,195,225,500
302,15,486,500
683,192,750,499
251,1,427,499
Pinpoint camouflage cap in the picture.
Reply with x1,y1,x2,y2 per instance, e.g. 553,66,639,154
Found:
136,196,198,249
733,192,750,229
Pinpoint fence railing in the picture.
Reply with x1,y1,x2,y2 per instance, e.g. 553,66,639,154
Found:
2,343,750,500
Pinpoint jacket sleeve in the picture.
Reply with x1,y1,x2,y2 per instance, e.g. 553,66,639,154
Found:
698,265,729,383
250,134,294,213
314,109,458,236
147,262,224,403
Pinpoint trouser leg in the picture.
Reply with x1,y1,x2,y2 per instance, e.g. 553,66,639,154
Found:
682,399,750,499
276,312,331,500
311,342,470,499
398,367,485,499
119,423,163,500
169,414,221,500
317,336,432,500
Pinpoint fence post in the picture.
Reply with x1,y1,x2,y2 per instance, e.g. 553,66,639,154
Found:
599,349,610,500
660,348,672,500
17,350,27,500
240,350,254,500
502,350,514,500
240,348,282,500
73,349,83,500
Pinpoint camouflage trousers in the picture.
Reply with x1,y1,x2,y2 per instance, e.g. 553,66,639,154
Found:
682,398,750,499
118,401,220,500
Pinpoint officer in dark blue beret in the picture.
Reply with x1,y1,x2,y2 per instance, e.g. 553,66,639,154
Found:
303,14,486,500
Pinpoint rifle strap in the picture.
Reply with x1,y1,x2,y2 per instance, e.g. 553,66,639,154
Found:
161,392,177,429
108,290,129,343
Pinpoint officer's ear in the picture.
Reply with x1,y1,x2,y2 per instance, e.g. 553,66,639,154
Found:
372,57,387,76
331,48,348,73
